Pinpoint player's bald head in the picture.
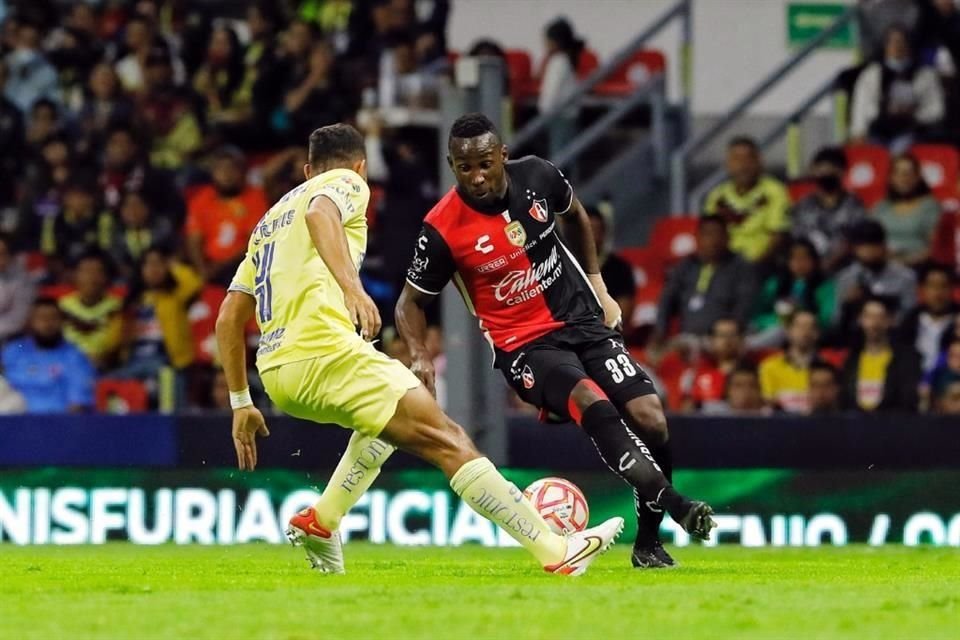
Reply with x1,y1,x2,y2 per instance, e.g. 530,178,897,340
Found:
307,123,366,173
448,112,503,157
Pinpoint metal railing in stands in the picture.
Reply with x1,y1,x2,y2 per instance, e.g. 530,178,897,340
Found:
669,5,859,212
510,0,692,154
686,76,842,210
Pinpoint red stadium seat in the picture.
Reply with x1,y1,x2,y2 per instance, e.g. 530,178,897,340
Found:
96,379,148,413
649,216,699,265
910,144,960,201
577,48,599,79
787,179,817,203
594,49,666,97
620,247,664,328
189,285,227,365
504,49,539,101
844,145,890,207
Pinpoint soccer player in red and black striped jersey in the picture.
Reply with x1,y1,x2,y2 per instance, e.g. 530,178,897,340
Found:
396,113,716,567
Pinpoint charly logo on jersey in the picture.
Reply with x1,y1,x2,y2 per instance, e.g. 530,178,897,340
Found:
493,246,563,306
504,221,527,247
528,198,548,223
475,235,494,254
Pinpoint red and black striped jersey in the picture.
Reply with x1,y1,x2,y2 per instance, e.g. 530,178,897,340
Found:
405,156,602,352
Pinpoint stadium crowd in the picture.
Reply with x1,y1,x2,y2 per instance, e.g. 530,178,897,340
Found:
0,0,958,418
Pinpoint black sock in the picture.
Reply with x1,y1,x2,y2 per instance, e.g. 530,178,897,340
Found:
579,402,687,521
634,441,674,547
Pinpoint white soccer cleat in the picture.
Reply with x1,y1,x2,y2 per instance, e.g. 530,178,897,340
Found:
286,507,346,575
544,516,625,576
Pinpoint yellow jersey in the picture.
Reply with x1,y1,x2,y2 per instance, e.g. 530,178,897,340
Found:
229,168,370,372
758,352,811,414
856,349,892,410
703,176,790,262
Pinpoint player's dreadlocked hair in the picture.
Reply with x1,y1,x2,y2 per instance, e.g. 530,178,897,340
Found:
448,113,499,145
308,123,365,170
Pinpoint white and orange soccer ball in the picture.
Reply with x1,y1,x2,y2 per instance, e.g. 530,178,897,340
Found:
522,477,589,535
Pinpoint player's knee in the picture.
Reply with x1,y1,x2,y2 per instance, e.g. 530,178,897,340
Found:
543,365,609,426
569,379,608,417
625,396,668,445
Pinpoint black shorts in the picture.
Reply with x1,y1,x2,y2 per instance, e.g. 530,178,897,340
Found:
495,322,657,418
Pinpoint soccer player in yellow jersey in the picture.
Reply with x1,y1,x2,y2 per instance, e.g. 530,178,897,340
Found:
216,124,623,576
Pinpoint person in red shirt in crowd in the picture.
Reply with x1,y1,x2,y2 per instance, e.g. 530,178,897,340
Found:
680,317,746,412
931,208,960,277
186,146,267,285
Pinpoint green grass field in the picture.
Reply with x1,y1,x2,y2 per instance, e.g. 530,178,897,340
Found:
1,544,957,639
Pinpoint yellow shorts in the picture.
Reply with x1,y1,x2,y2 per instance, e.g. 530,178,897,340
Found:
261,338,421,437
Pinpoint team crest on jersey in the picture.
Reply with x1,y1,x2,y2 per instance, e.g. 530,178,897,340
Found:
521,365,535,389
528,198,548,223
505,220,527,247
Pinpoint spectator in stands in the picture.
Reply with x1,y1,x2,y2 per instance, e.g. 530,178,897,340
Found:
841,297,921,412
789,146,867,273
74,63,135,159
116,246,201,385
47,2,104,110
59,251,123,370
703,363,770,416
243,1,283,145
898,264,959,374
586,206,636,332
834,220,917,332
873,154,942,268
539,17,584,158
136,43,202,171
0,233,35,342
704,137,790,265
25,98,62,152
759,309,822,414
0,59,24,211
916,0,960,137
681,318,745,413
384,29,441,109
192,25,250,134
930,339,960,414
284,39,350,143
98,125,181,218
185,146,267,285
108,189,175,280
40,176,111,281
260,146,310,204
931,208,960,276
850,26,945,152
3,19,58,113
750,239,835,350
808,361,844,414
654,216,757,346
114,14,156,94
1,297,95,413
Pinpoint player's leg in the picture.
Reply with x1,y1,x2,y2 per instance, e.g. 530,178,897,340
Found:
379,384,623,574
312,432,395,530
577,334,714,566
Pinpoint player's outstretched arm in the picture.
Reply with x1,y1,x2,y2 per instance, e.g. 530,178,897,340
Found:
558,197,622,329
216,291,269,470
305,195,381,339
395,283,437,395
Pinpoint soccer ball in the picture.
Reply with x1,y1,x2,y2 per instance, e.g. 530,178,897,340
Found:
522,477,589,534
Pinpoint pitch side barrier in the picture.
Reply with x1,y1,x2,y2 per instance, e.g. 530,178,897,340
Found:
0,413,958,469
1,414,959,547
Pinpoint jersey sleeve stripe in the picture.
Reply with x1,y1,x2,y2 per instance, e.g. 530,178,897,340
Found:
228,283,254,295
556,187,574,215
405,278,442,296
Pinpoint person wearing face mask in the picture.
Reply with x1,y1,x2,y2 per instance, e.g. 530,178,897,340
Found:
872,153,942,267
833,219,917,339
789,146,868,273
185,146,268,285
850,25,945,152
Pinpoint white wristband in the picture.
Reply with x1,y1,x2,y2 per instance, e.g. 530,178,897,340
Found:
230,387,254,410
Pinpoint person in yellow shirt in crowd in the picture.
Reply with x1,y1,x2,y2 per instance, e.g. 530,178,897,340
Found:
59,252,123,370
840,297,921,412
758,309,822,414
112,246,202,407
704,136,790,266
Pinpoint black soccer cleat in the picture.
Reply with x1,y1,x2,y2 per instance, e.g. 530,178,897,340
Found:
677,501,716,541
631,541,678,569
